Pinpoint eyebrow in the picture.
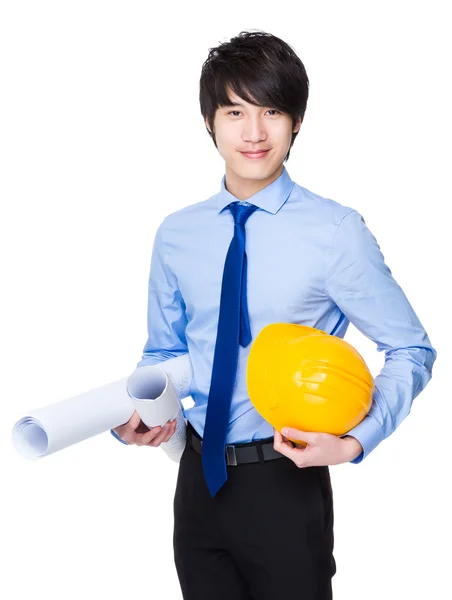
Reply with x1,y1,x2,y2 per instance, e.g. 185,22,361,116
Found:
227,102,268,109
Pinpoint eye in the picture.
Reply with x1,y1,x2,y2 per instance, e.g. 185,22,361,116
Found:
227,109,280,116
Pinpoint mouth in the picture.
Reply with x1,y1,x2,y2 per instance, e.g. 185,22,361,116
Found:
239,149,271,160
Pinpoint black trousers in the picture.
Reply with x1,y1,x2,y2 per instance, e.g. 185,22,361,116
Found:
173,422,336,600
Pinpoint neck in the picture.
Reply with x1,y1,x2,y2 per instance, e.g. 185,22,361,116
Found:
224,164,283,200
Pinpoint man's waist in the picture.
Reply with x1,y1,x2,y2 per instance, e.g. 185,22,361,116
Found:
186,420,284,466
184,403,274,444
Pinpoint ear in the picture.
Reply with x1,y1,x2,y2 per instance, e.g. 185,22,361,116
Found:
293,116,303,133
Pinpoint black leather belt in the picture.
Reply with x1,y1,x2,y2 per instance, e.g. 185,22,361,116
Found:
186,421,285,466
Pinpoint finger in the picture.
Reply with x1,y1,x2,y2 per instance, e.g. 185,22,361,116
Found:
126,410,142,433
137,425,164,446
274,429,294,449
119,411,143,443
273,429,283,446
161,421,177,443
281,427,317,445
282,432,307,448
274,429,308,461
137,419,177,446
146,426,171,447
272,439,295,460
158,421,177,444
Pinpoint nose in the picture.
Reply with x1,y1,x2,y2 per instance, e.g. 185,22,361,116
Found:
241,115,268,144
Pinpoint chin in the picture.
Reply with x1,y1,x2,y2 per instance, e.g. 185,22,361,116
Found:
235,168,270,181
228,158,278,180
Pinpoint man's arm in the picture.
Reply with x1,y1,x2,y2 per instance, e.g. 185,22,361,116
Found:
111,218,188,443
326,209,437,463
135,219,188,369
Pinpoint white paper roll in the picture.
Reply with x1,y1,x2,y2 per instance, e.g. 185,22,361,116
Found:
11,353,193,461
127,364,189,462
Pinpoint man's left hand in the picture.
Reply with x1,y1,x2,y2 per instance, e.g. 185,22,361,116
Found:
273,427,363,467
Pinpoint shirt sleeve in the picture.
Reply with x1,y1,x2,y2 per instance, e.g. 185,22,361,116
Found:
326,209,437,464
136,219,188,368
111,219,189,443
110,428,129,445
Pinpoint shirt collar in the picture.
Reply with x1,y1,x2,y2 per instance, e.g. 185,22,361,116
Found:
216,165,295,215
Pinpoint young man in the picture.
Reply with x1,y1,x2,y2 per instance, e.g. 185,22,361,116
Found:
112,30,437,599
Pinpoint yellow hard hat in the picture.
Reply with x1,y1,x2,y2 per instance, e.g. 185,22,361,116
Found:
246,323,374,445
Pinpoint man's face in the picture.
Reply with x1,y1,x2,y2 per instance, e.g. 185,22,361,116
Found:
205,89,301,183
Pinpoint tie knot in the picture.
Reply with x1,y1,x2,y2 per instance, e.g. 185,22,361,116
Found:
227,201,259,227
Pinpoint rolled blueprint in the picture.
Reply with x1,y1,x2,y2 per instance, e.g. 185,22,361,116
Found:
11,353,193,462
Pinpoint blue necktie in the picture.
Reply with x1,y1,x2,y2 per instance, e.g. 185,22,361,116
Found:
202,201,260,498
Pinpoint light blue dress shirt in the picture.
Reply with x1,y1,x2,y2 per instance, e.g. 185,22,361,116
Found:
112,165,437,464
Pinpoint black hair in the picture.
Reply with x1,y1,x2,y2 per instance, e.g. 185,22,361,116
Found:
199,29,309,162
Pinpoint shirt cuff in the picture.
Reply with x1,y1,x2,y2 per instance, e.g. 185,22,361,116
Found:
110,428,129,445
341,413,384,464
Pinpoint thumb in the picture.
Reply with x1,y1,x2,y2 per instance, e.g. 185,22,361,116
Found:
128,410,142,430
281,427,316,445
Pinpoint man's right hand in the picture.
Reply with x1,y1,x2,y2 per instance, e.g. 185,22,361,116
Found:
112,410,177,447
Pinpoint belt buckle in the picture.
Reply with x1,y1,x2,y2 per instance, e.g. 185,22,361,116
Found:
226,445,237,466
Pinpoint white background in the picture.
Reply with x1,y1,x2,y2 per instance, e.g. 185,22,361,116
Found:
2,2,450,599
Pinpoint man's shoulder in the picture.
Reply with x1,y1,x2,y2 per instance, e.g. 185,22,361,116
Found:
161,194,217,230
293,181,357,225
